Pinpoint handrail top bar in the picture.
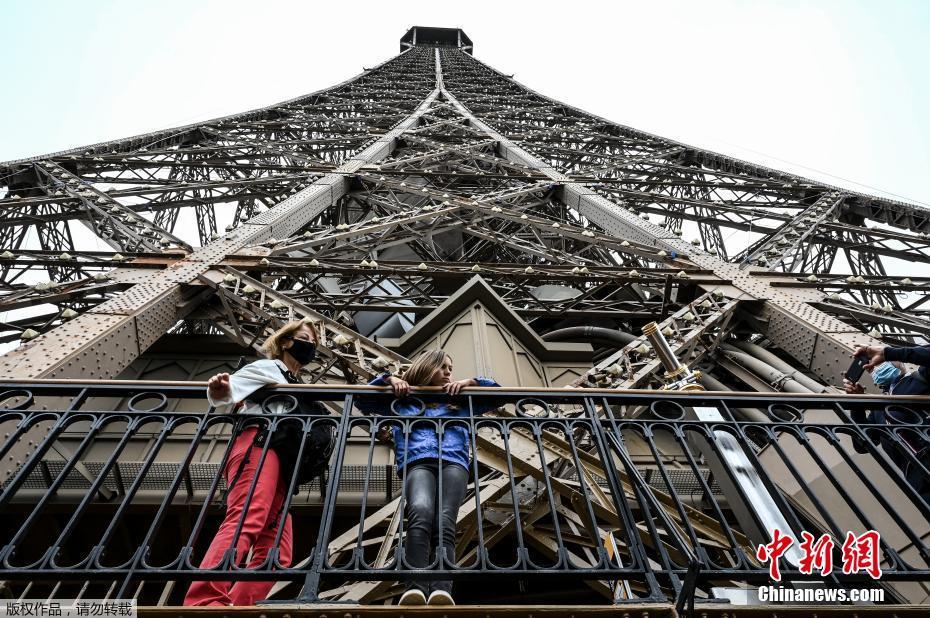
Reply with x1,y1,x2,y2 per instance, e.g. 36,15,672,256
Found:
0,378,928,402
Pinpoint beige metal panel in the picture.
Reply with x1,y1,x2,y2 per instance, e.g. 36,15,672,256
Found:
406,300,587,388
407,305,481,378
544,363,592,386
515,351,549,387
482,316,549,387
381,276,592,363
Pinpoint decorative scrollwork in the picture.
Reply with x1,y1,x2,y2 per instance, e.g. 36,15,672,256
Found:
126,392,168,413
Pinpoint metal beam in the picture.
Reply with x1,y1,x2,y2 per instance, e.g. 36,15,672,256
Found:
0,52,442,381
437,49,881,385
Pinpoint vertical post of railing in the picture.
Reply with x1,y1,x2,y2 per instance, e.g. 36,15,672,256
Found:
675,560,700,618
44,413,146,570
116,410,214,598
581,395,665,602
179,412,242,573
385,463,393,503
292,392,355,602
465,396,490,574
599,393,715,602
350,417,381,573
498,418,531,571
89,412,175,584
521,407,569,571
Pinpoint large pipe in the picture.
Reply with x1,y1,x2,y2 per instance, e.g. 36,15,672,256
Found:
699,373,771,423
542,326,636,348
719,347,813,394
730,339,832,393
640,326,803,564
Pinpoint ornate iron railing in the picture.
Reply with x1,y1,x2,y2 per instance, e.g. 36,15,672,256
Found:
1,381,928,608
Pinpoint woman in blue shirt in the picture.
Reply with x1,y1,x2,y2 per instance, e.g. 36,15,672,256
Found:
358,350,500,606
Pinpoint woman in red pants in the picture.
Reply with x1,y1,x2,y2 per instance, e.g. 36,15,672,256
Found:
184,319,320,606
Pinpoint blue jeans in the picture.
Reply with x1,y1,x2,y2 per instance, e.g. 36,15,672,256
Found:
402,459,468,595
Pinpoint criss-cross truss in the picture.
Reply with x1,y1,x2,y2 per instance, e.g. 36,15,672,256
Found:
0,31,927,387
2,26,930,610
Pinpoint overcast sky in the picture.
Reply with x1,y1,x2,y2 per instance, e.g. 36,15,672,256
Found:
2,0,928,209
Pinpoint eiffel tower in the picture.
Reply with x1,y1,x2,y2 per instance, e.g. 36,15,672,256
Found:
1,26,928,611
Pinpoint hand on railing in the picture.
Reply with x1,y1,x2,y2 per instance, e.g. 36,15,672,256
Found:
385,376,410,397
207,372,232,402
443,378,476,396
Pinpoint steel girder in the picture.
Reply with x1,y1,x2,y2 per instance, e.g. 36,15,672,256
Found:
197,261,713,326
0,47,440,379
436,47,929,382
0,38,927,389
1,32,929,610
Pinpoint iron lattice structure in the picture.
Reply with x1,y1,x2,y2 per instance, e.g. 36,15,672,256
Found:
1,28,927,387
1,25,930,610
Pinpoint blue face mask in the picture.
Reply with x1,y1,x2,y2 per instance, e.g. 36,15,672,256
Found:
872,362,902,387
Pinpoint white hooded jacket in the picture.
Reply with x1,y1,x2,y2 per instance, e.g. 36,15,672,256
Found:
207,358,296,415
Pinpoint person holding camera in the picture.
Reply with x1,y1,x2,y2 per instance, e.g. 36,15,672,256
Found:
843,344,930,396
843,344,930,504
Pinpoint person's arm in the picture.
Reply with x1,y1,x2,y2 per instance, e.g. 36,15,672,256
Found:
205,359,285,412
884,345,930,369
462,377,503,414
355,374,388,416
355,373,410,415
354,373,406,443
207,373,233,407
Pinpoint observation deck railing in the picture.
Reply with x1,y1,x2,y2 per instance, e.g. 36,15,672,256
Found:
1,381,928,608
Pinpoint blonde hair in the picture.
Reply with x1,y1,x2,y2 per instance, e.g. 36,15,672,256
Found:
262,319,319,360
403,349,451,386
